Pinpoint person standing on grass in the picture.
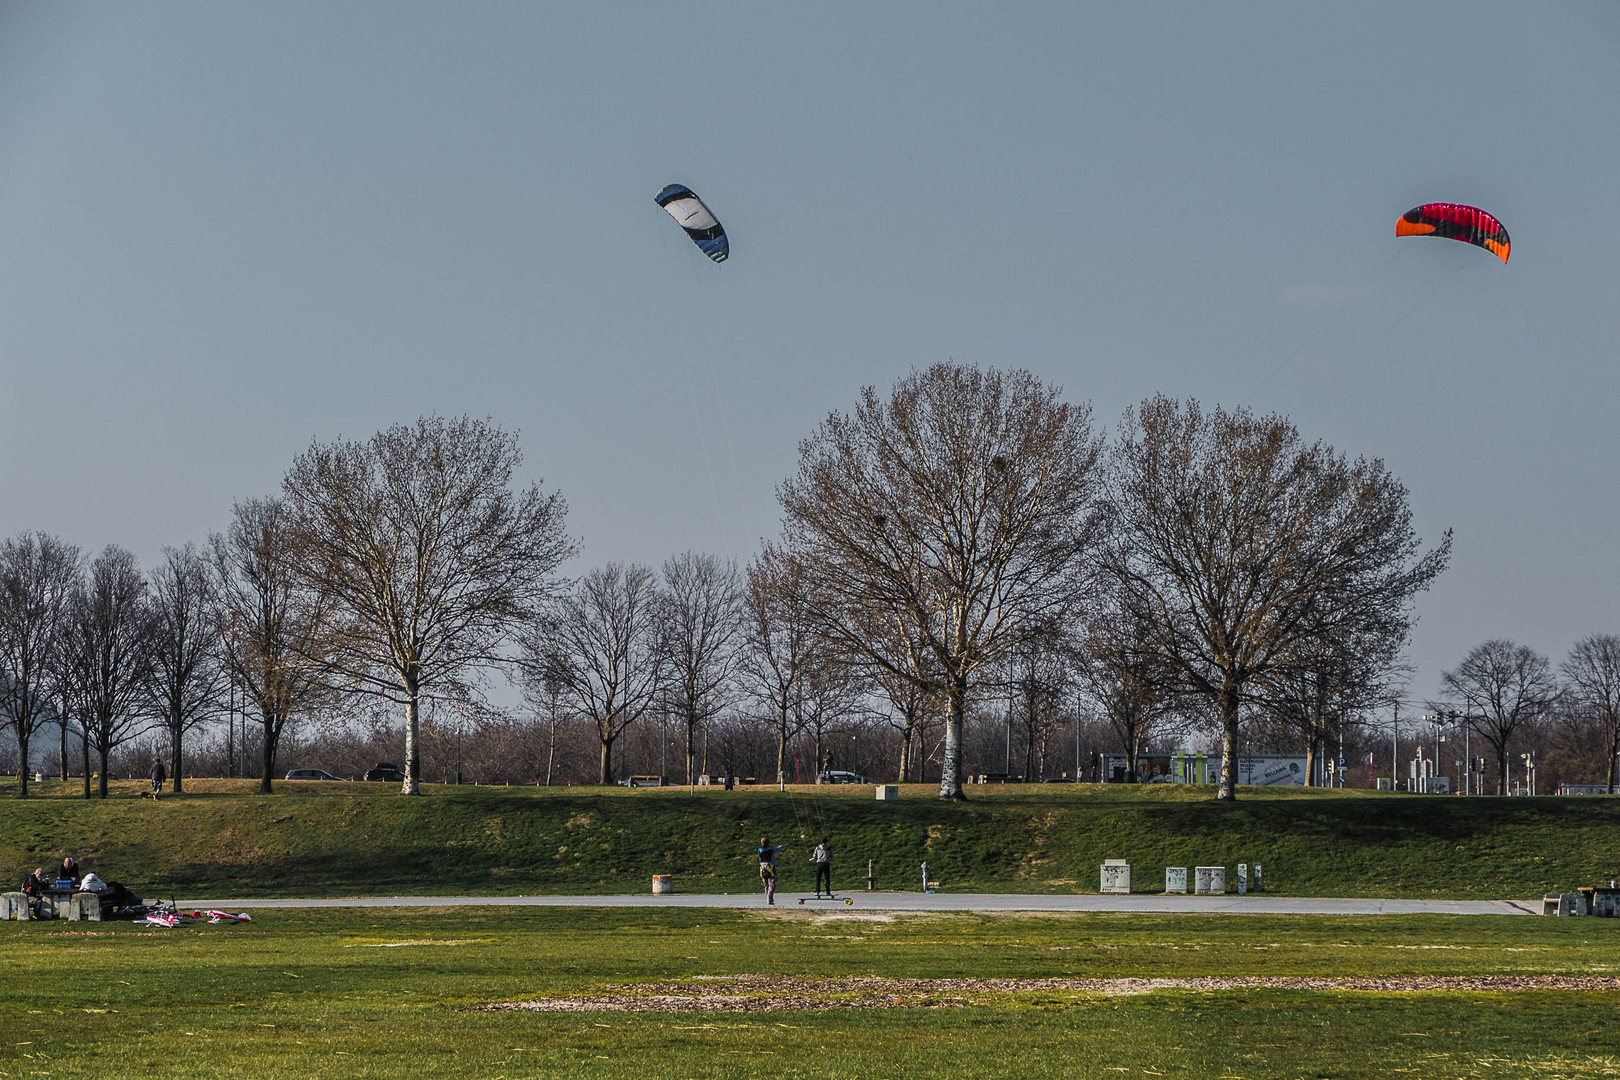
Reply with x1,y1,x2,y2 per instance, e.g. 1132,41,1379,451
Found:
150,758,166,799
757,836,785,905
811,836,833,897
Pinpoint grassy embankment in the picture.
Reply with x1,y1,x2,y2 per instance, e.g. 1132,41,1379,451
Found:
2,906,1618,1079
2,777,1616,898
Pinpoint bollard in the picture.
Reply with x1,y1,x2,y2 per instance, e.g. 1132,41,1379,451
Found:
1237,863,1248,896
1253,863,1263,892
867,859,875,891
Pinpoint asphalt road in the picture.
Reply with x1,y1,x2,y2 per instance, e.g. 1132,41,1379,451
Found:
176,892,1541,916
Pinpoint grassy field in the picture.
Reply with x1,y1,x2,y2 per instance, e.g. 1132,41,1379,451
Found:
3,777,1616,900
2,906,1617,1079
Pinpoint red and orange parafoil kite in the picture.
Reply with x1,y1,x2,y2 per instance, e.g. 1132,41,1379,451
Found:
1396,203,1510,263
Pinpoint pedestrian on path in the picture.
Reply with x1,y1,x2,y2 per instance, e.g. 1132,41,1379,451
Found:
811,836,832,897
757,836,785,905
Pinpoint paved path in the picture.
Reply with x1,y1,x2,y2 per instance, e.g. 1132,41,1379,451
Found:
177,892,1540,916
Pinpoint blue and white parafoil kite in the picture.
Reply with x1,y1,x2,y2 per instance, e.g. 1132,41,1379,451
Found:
655,183,728,263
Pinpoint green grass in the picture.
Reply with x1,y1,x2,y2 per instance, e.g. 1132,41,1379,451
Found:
3,777,1618,899
2,907,1617,1079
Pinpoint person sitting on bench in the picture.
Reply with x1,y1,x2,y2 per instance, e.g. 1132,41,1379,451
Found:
59,856,81,888
21,868,46,918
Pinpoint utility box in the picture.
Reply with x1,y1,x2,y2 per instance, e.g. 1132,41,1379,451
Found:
1164,867,1188,894
651,875,672,896
1195,867,1226,895
875,785,899,801
1100,860,1131,894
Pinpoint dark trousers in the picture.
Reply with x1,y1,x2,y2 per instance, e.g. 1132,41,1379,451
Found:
815,862,831,895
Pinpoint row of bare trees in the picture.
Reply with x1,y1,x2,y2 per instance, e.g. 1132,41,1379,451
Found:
767,365,1450,800
1435,636,1620,794
3,366,1459,801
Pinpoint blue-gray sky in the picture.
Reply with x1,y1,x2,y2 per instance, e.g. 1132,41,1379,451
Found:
2,1,1617,706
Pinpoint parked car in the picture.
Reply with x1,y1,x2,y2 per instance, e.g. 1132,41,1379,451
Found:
362,763,407,782
818,770,866,784
284,768,346,781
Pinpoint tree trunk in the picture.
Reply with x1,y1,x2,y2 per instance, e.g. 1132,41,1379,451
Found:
258,713,275,793
402,674,421,795
898,719,913,784
1497,752,1509,796
81,726,90,798
171,721,185,795
939,675,967,800
97,745,110,799
685,712,696,788
59,708,68,780
598,731,616,785
1305,736,1318,788
775,705,788,788
17,729,29,797
1217,679,1240,801
545,712,557,786
1607,727,1618,795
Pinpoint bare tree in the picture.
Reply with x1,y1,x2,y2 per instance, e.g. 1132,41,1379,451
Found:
1254,626,1396,786
1441,639,1560,795
1561,634,1620,794
211,498,333,793
739,549,817,787
1079,606,1178,783
777,363,1106,799
59,547,155,798
1106,396,1450,799
873,662,940,784
282,415,575,794
0,532,81,797
660,551,744,787
143,543,225,793
526,563,665,784
992,628,1072,781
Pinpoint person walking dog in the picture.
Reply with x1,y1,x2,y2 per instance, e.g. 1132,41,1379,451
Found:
149,758,166,799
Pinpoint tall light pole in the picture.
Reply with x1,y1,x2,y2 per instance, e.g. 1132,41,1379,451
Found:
1390,701,1400,791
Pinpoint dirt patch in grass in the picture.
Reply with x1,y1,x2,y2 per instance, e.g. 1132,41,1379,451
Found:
479,973,1620,1013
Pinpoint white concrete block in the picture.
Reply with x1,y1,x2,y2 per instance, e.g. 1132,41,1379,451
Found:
1195,866,1226,895
875,785,899,801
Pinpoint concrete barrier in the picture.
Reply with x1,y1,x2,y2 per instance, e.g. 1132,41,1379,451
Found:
1,892,30,920
67,893,102,921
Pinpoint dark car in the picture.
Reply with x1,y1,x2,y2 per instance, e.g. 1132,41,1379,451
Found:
362,763,407,782
285,768,346,781
818,770,866,784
